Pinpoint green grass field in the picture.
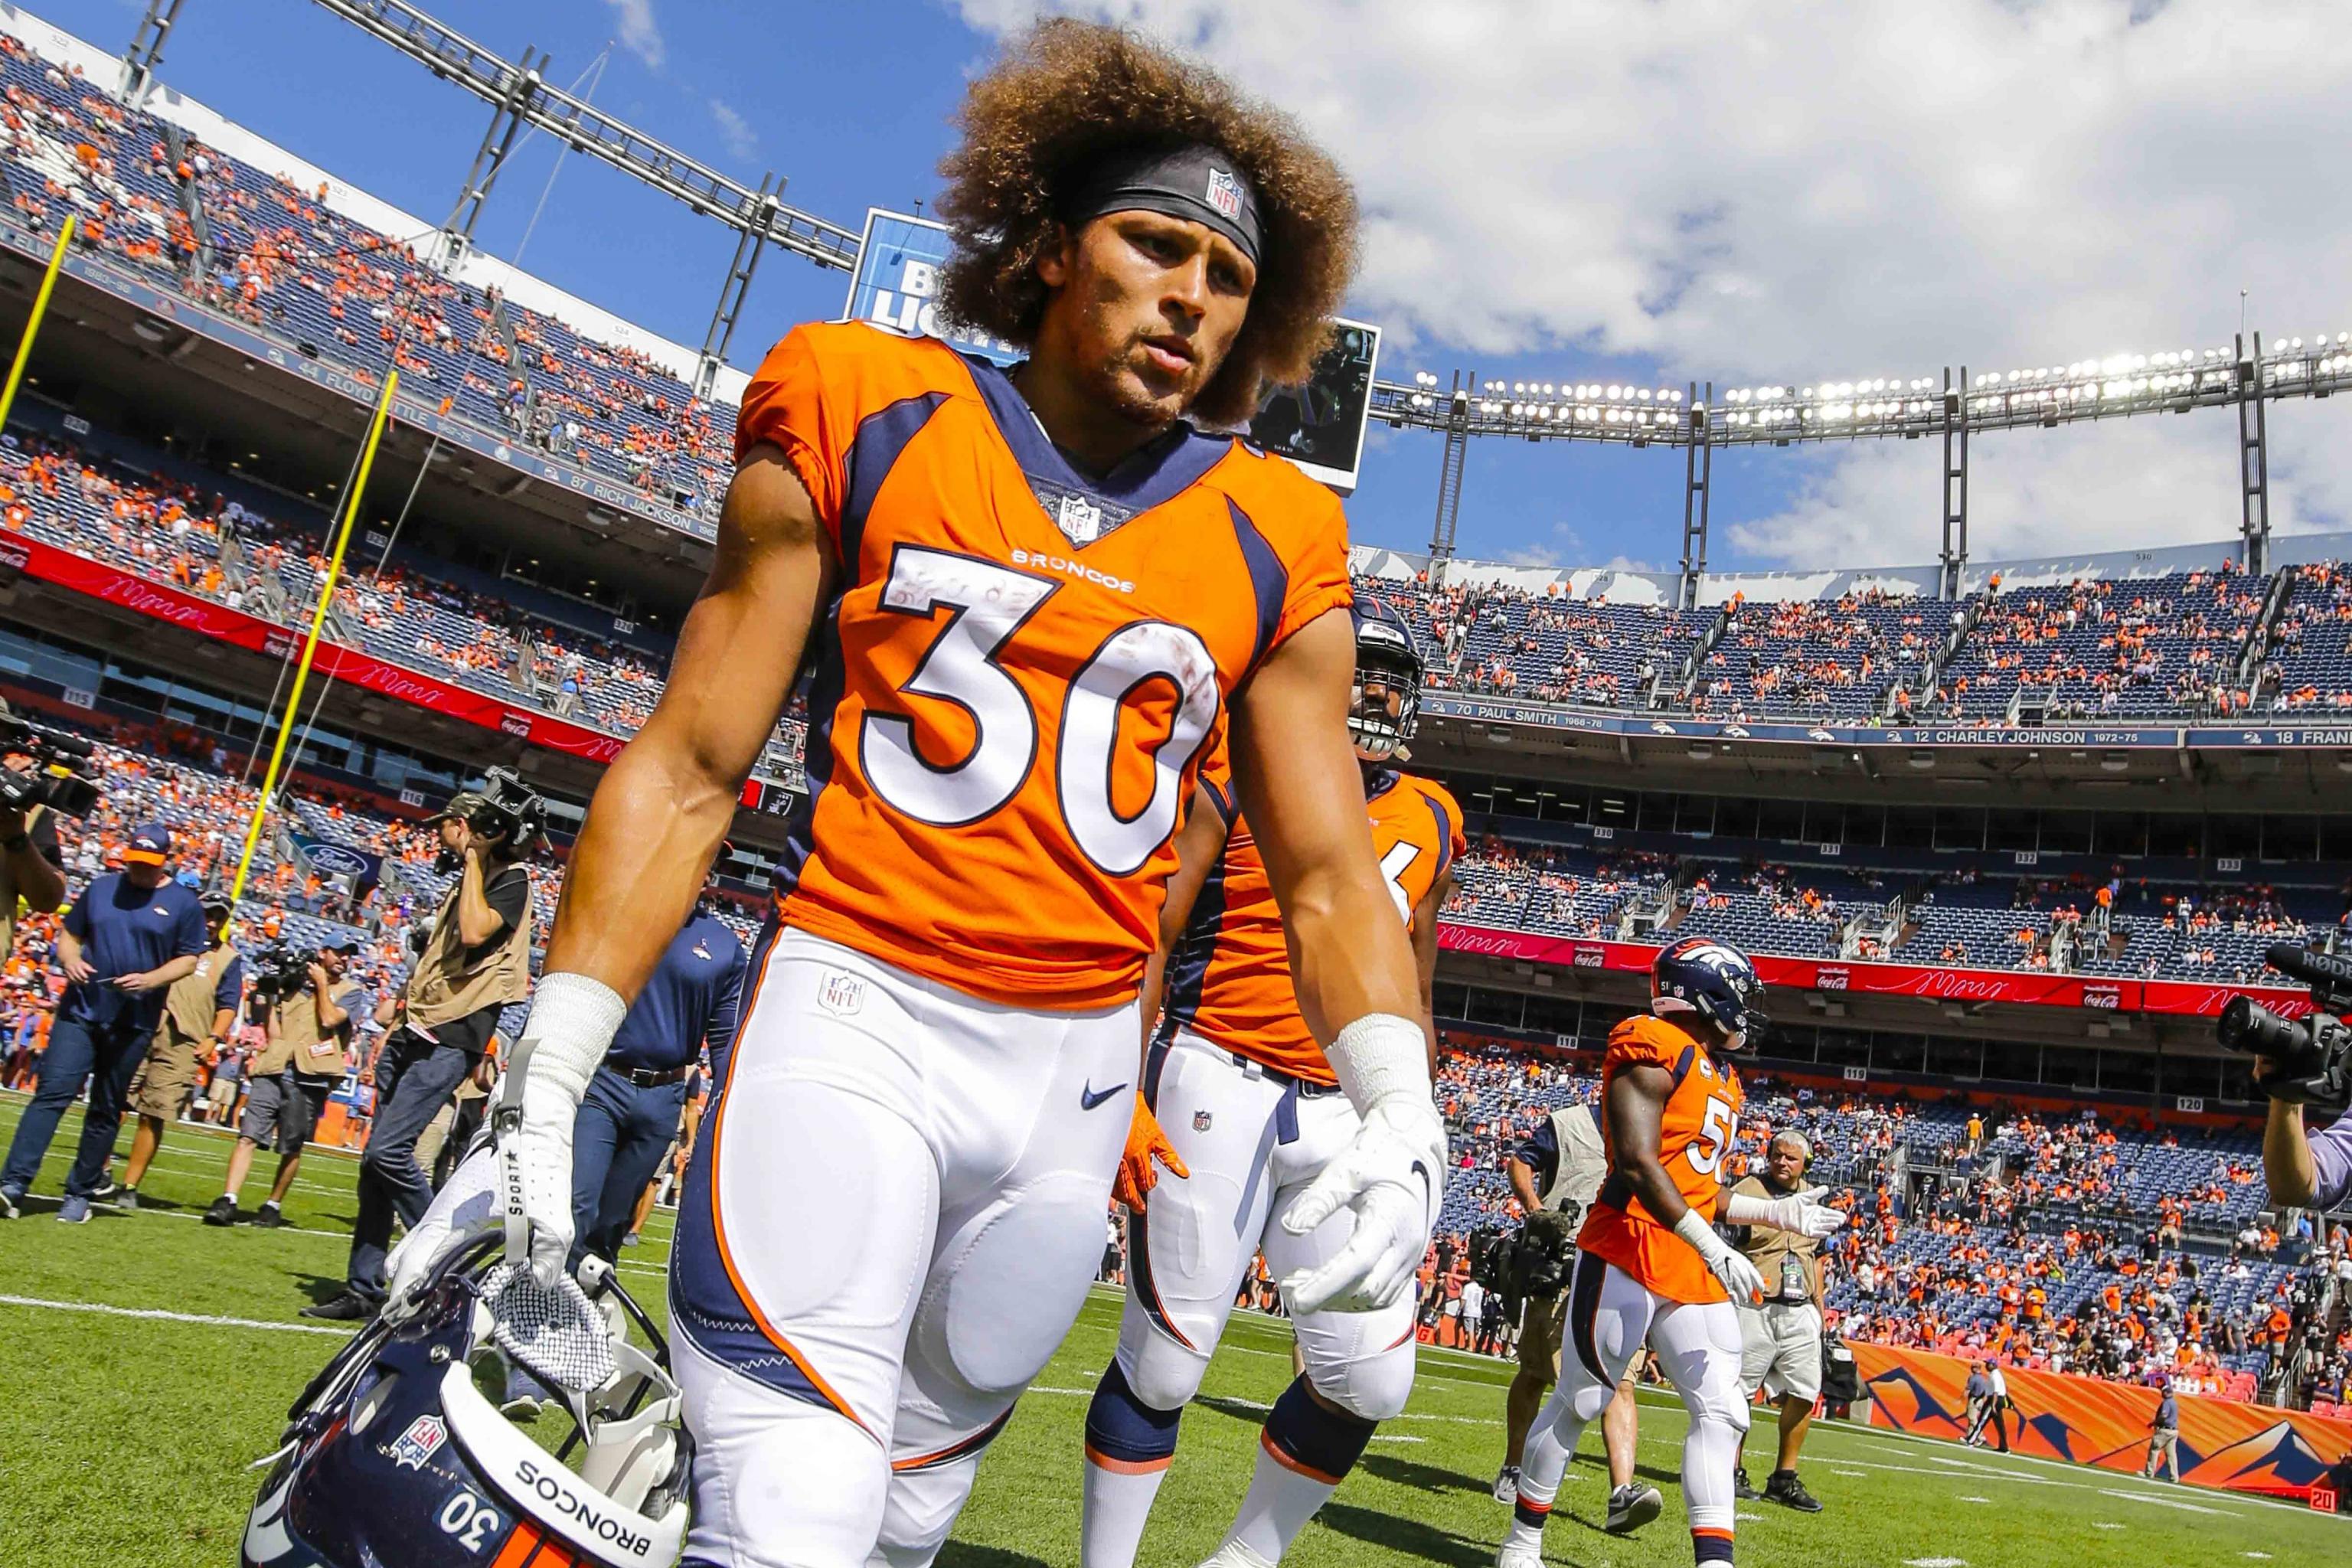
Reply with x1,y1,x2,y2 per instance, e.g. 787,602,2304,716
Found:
1,1087,2344,1567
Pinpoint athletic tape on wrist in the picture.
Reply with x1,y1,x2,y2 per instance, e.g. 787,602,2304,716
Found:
1721,1191,1772,1225
1672,1207,1731,1262
1324,1012,1432,1113
498,972,626,1267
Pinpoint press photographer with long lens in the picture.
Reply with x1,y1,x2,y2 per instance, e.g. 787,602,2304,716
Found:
2229,943,2352,1210
206,939,366,1229
305,769,541,1319
0,705,70,955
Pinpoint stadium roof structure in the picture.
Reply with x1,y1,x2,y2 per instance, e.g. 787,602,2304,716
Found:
96,0,2352,604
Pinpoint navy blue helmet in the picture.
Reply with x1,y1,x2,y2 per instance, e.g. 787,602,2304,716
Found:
242,1235,690,1568
1650,936,1768,1051
1349,593,1424,763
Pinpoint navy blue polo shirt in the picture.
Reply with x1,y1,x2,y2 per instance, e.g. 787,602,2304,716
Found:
606,911,746,1073
57,873,209,1033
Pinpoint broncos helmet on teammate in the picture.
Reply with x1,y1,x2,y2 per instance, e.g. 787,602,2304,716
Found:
1348,593,1424,763
1648,937,1768,1052
242,1235,691,1568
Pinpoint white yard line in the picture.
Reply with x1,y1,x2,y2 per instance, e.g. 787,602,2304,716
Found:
0,1292,348,1336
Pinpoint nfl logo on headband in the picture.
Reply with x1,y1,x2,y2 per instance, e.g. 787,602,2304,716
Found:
1205,166,1243,222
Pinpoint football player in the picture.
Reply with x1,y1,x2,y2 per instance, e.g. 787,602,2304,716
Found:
488,22,1442,1568
1494,939,1845,1568
1080,594,1462,1568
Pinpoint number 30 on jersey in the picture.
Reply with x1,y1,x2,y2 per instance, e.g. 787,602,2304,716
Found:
858,547,1222,876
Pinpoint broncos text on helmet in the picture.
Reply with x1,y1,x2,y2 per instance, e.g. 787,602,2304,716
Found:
1649,936,1768,1051
1348,593,1424,763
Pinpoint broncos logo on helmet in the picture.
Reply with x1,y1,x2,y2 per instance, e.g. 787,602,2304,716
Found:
1650,936,1768,1051
1348,593,1424,763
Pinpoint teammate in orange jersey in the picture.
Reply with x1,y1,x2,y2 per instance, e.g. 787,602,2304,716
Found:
482,22,1442,1568
1494,939,1847,1568
1077,596,1462,1568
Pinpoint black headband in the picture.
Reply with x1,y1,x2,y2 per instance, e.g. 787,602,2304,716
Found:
1061,142,1265,266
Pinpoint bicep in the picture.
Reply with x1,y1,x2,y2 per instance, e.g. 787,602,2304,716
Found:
1230,609,1374,909
1605,1063,1671,1163
636,446,837,787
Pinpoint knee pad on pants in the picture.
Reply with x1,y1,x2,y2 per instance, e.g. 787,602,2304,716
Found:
1568,1374,1619,1426
1684,1370,1751,1438
1307,1343,1416,1423
910,1169,1118,1396
1116,1322,1212,1413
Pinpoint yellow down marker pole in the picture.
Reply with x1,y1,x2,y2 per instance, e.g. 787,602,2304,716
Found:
228,369,399,903
0,213,76,433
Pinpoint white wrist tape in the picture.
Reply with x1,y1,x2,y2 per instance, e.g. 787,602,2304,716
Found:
499,971,628,1123
1673,1207,1731,1262
1324,1012,1432,1115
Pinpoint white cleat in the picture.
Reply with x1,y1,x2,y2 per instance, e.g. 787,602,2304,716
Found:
1196,1541,1279,1568
1495,1540,1546,1568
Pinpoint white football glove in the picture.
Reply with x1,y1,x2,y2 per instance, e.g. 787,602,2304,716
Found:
383,1136,499,1318
1674,1208,1766,1304
1725,1186,1850,1240
497,972,626,1288
1278,1014,1447,1317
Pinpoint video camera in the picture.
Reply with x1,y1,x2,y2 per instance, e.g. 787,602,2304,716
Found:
1471,1207,1581,1305
0,710,102,818
247,942,318,1008
2217,943,2352,1112
430,766,547,875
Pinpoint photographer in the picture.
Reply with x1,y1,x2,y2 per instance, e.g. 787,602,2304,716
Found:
1729,1131,1829,1513
2260,1082,2352,1211
0,741,66,957
305,776,539,1319
0,825,206,1222
119,894,241,1208
1492,1096,1661,1534
205,940,365,1228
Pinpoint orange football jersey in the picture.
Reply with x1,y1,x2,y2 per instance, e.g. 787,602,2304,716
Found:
735,323,1353,1008
1162,760,1463,1084
1576,1014,1744,1304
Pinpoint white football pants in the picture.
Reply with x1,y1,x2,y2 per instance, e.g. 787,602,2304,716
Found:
669,927,1135,1568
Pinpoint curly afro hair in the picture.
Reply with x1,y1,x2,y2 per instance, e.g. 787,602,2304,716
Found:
935,18,1358,430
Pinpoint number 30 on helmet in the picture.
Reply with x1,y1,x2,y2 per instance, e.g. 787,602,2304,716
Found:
242,1235,691,1568
1650,936,1768,1052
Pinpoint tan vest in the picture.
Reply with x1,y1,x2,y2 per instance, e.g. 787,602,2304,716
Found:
1731,1173,1823,1304
256,976,361,1080
0,804,47,962
156,940,239,1047
403,866,534,1034
1540,1101,1609,1214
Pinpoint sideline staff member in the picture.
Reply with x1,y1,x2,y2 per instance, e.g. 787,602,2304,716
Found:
570,898,744,1262
120,894,241,1207
1730,1130,1828,1512
306,786,535,1318
0,824,205,1222
207,941,365,1228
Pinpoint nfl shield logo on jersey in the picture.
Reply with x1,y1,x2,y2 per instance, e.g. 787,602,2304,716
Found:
1194,1109,1214,1132
388,1413,447,1470
1056,490,1104,545
819,970,866,1018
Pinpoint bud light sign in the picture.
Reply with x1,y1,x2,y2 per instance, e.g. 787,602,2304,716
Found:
842,210,1023,367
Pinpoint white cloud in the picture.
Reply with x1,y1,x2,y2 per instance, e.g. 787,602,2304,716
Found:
953,1,2352,564
604,0,665,69
709,99,757,161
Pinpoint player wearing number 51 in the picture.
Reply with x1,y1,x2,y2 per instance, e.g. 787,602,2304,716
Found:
1496,938,1845,1568
487,21,1432,1568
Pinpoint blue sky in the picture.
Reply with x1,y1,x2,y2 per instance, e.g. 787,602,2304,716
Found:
43,0,2352,573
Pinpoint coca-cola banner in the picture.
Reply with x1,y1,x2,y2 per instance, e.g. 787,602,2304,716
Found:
1438,923,2305,1020
0,532,626,764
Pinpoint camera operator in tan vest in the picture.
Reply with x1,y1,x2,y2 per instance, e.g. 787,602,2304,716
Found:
120,893,241,1208
206,939,367,1228
1730,1129,1831,1512
1494,1094,1662,1536
305,772,540,1319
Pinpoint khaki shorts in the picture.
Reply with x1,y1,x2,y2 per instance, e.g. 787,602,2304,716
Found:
128,1031,205,1120
1739,1298,1824,1403
1518,1291,1570,1379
